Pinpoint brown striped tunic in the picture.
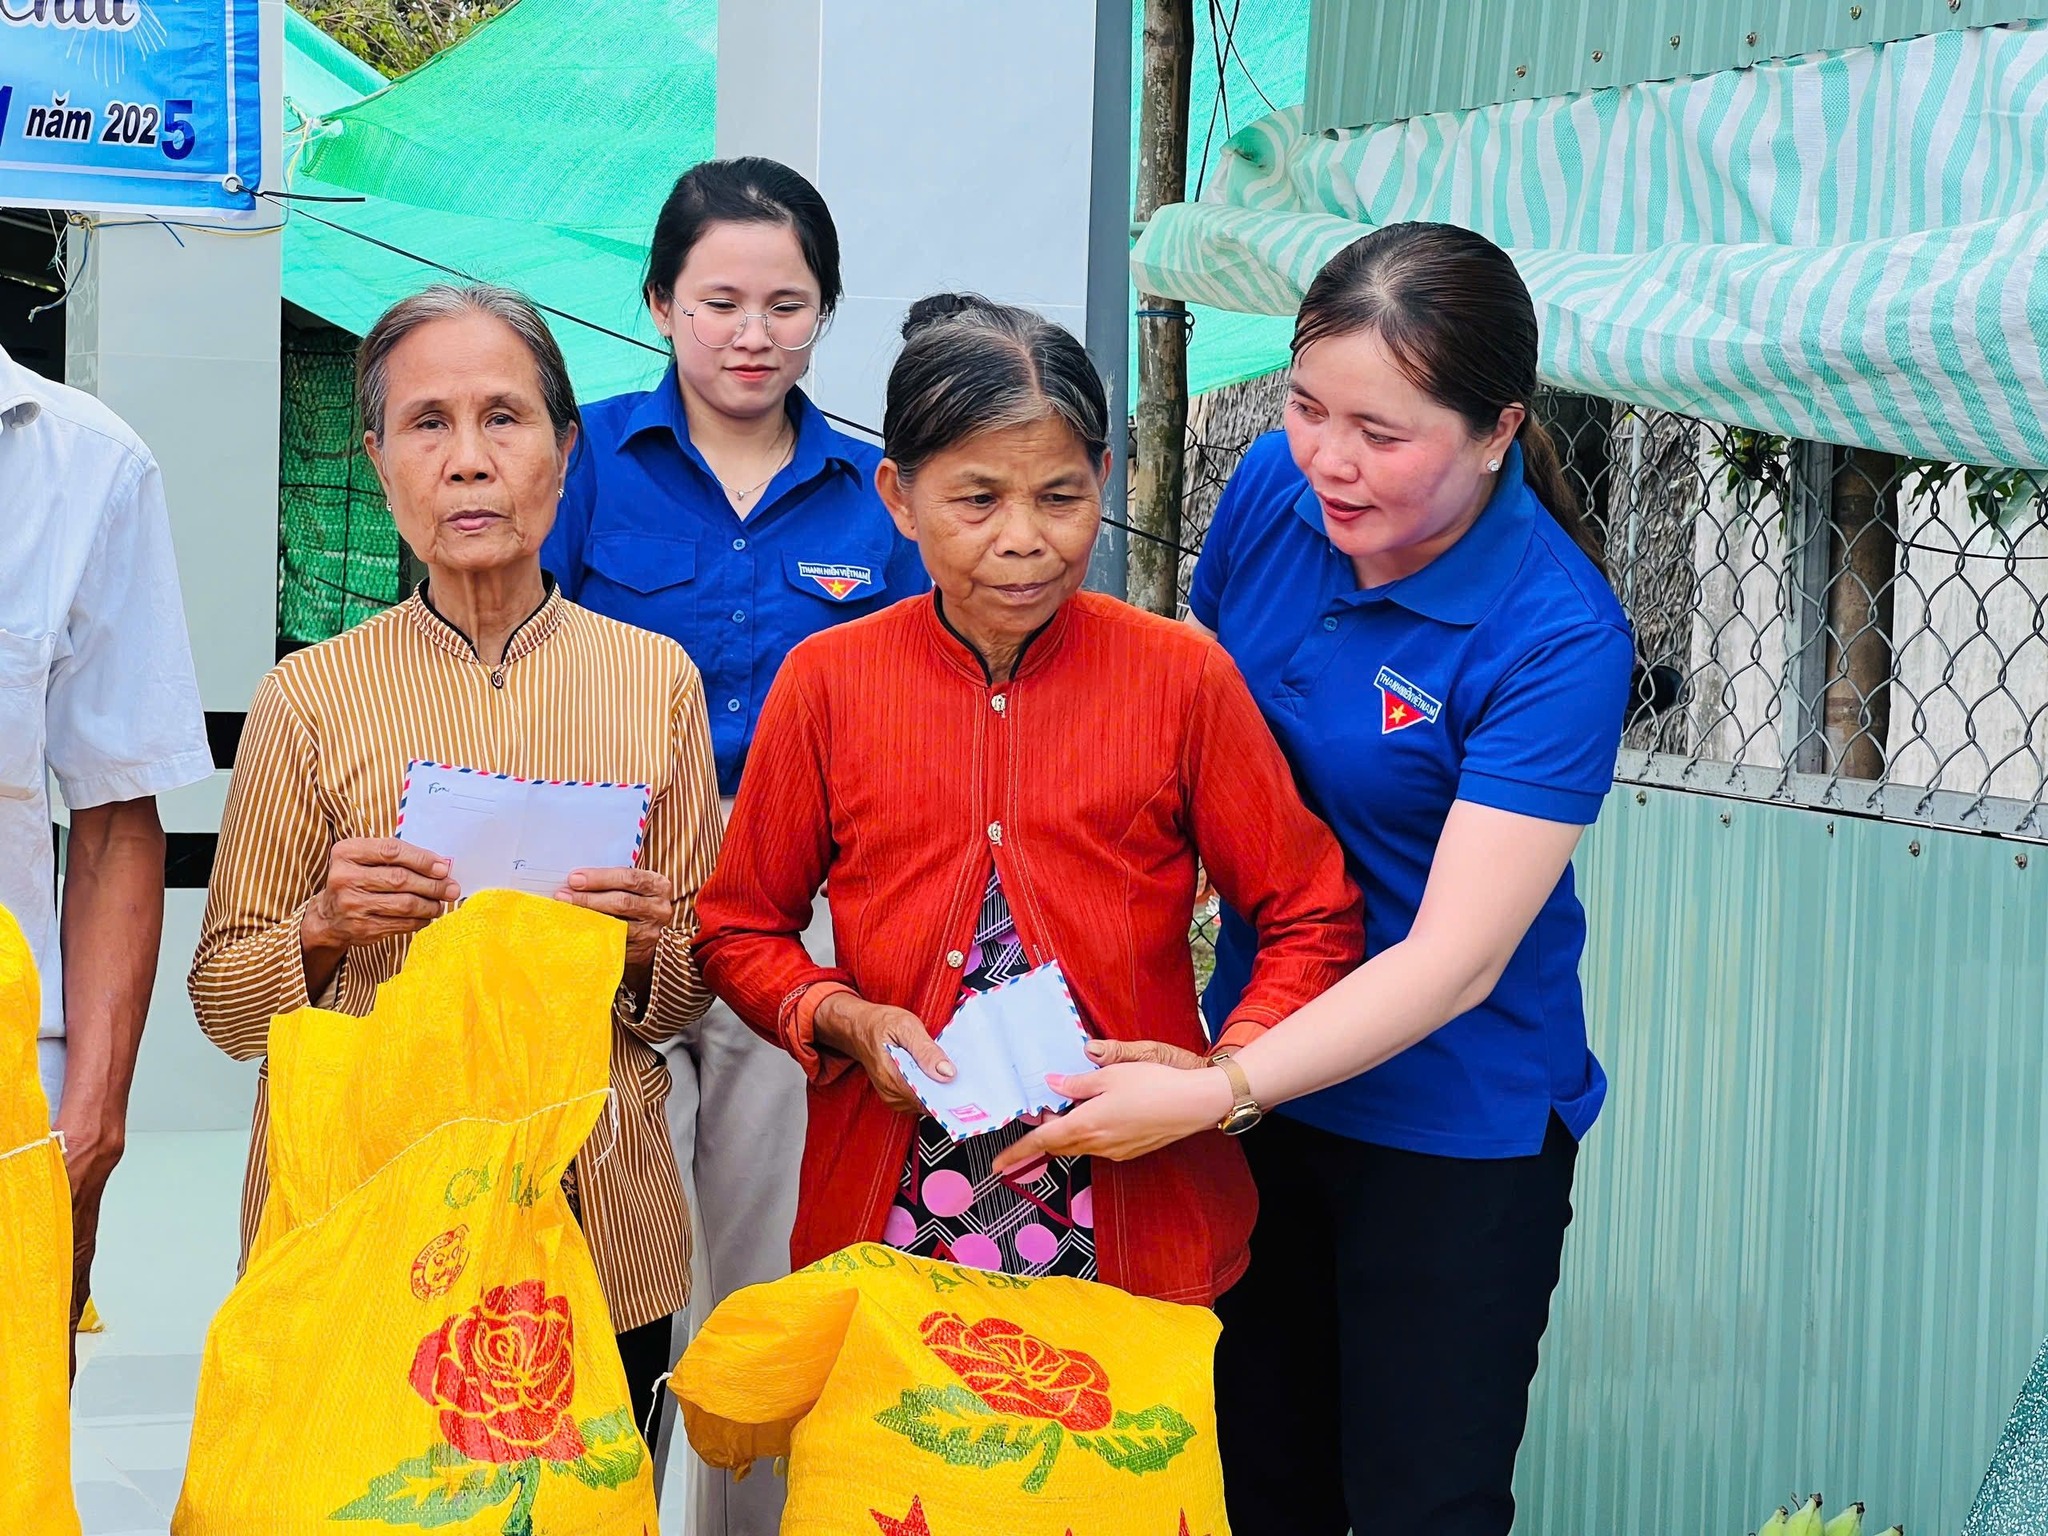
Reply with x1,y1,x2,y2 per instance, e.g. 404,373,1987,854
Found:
188,586,721,1333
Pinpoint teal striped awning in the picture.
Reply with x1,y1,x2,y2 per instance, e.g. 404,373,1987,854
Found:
1132,23,2048,468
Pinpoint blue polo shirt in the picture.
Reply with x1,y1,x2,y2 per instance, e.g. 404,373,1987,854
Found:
1193,433,1633,1158
543,370,927,794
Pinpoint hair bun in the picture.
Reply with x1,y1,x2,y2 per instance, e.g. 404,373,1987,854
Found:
901,291,1002,339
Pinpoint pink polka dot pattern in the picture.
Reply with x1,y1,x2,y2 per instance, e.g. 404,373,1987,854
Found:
950,1233,1003,1270
1014,1223,1058,1266
922,1169,975,1219
883,1204,918,1247
1070,1187,1094,1230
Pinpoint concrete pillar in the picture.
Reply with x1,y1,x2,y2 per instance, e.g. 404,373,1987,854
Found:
60,0,285,1131
717,0,1131,593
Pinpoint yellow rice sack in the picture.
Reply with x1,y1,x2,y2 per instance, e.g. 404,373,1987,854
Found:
674,1242,1231,1536
175,891,657,1535
0,904,83,1536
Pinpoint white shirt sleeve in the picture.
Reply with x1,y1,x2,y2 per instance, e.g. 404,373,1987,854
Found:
45,447,214,809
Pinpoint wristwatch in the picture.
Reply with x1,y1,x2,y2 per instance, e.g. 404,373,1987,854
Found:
1210,1051,1263,1136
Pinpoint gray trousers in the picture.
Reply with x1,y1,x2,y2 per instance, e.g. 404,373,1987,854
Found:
656,899,822,1535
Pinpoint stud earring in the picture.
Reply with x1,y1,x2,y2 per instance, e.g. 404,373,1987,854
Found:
1486,458,1501,472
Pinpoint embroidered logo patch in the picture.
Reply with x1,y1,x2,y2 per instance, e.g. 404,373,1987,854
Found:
798,560,874,600
1375,666,1442,735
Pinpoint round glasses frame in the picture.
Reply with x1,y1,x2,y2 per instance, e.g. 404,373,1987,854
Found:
674,299,823,352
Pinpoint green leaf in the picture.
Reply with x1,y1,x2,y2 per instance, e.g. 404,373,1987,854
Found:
499,1462,538,1536
329,1443,519,1526
874,1383,1065,1491
1071,1404,1198,1477
545,1405,647,1490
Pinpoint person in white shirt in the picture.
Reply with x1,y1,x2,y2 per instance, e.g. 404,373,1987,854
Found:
0,341,211,1362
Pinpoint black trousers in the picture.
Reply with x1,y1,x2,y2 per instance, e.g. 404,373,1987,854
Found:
616,1313,674,1445
1215,1112,1578,1536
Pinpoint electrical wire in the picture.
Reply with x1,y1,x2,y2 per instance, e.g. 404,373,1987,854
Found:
254,189,888,442
247,193,1188,557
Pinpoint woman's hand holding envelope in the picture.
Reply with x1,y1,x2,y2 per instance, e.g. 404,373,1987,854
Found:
555,867,676,992
812,991,955,1116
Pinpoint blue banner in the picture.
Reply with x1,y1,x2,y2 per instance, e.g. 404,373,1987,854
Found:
0,0,262,215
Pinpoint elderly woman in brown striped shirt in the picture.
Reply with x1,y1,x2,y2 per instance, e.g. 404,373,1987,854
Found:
189,283,722,1440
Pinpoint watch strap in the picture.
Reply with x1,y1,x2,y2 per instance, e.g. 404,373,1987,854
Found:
1210,1051,1259,1124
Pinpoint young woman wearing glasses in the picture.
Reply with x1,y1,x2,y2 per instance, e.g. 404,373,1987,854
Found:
541,156,925,1536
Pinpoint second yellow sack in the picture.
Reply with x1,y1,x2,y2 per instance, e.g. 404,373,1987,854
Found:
674,1243,1230,1536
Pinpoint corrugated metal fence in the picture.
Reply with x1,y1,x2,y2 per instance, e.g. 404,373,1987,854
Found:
1523,788,2048,1533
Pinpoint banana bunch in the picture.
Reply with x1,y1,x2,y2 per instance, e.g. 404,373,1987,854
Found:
1750,1493,1902,1536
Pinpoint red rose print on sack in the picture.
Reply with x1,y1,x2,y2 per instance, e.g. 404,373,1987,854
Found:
919,1311,1113,1432
407,1279,587,1463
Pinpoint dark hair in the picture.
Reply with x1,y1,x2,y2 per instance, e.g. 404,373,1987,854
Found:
883,293,1110,479
642,157,843,317
357,283,579,446
1293,222,1604,571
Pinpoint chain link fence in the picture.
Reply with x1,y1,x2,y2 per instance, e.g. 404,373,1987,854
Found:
1544,397,2048,840
1164,373,2048,983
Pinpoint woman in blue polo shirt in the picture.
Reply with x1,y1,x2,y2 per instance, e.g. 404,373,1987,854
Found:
541,156,924,1536
994,223,1634,1535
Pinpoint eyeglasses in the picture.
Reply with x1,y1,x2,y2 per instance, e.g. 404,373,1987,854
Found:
675,299,823,351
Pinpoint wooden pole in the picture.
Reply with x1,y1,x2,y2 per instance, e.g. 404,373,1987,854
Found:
1129,0,1193,617
1822,446,1900,782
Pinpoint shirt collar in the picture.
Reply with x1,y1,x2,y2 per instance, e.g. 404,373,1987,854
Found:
621,365,865,485
406,573,566,665
1300,440,1539,626
0,346,44,432
919,590,1075,686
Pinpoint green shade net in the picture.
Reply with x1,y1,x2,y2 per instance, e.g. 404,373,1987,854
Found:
282,0,1308,403
278,313,402,643
283,0,714,403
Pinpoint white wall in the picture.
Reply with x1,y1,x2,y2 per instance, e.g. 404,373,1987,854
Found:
718,0,1131,588
62,0,286,1132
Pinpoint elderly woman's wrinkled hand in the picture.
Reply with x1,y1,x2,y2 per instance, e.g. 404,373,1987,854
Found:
301,837,460,957
812,991,955,1116
989,1060,1235,1175
1082,1037,1210,1072
555,867,675,983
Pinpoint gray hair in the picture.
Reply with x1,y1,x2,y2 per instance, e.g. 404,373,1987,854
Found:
882,293,1110,479
355,283,581,445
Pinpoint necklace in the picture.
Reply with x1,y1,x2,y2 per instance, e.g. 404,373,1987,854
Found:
717,425,796,509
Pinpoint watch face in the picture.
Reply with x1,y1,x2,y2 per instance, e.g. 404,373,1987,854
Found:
1220,1104,1263,1137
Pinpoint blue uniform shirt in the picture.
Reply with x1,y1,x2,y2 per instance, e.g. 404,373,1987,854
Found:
544,370,928,794
1192,433,1634,1157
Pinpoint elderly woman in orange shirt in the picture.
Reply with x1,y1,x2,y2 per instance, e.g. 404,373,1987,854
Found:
694,294,1362,1303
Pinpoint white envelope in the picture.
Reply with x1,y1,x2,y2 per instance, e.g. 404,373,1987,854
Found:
887,960,1097,1141
395,761,651,898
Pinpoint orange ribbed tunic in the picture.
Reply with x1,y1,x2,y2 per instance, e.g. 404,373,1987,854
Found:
698,591,1363,1305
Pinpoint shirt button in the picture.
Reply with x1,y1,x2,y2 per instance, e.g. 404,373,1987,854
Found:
1322,617,1339,632
987,821,1003,844
732,537,747,551
726,698,743,713
946,949,965,968
992,694,1007,713
732,610,746,624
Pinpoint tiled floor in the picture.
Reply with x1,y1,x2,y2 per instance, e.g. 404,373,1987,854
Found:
67,1130,697,1533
